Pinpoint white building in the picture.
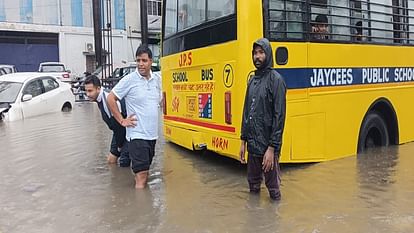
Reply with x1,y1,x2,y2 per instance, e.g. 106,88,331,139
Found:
0,0,161,76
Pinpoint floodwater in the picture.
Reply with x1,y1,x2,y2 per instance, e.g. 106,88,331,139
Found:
1,103,414,233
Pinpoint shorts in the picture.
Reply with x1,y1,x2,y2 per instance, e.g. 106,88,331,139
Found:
128,139,156,173
109,134,130,167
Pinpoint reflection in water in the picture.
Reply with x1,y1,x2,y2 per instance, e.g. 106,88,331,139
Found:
1,103,414,233
356,146,413,233
357,147,399,205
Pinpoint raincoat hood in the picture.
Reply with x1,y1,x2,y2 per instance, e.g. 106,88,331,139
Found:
252,38,274,72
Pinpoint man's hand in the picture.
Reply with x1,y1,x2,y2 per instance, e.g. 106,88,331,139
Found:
159,96,164,109
240,141,247,164
262,146,275,172
121,114,137,127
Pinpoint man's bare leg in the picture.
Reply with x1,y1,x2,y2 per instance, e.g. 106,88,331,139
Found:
107,153,118,164
135,171,149,189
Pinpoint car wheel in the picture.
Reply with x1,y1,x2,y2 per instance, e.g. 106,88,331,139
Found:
62,102,72,112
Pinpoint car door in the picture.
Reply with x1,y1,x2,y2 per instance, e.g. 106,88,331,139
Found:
40,77,62,113
21,79,47,118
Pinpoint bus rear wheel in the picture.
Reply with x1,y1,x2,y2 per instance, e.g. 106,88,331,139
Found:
358,111,389,153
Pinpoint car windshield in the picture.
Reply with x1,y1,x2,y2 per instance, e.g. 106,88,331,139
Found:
41,65,65,72
123,67,136,77
0,82,23,103
0,67,13,74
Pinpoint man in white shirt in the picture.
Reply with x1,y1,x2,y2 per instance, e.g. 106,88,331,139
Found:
107,45,162,189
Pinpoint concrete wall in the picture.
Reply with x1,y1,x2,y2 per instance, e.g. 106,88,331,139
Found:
126,35,161,64
0,0,117,27
59,30,129,75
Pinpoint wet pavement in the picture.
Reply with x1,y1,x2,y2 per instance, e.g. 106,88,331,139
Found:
1,103,414,233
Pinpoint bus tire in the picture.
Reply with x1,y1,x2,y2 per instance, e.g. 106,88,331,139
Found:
358,111,389,153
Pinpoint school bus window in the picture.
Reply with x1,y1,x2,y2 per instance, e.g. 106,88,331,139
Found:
265,0,414,45
409,1,414,43
329,0,352,41
351,0,362,10
352,21,364,41
165,0,177,36
165,0,236,36
311,14,330,40
311,0,327,7
208,0,235,20
177,0,206,31
392,0,409,44
350,0,369,42
309,0,330,40
268,0,306,40
177,3,189,31
370,2,394,43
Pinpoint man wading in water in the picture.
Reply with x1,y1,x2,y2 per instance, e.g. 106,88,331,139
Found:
240,38,287,201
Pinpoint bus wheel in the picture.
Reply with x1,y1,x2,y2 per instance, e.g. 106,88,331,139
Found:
358,111,389,153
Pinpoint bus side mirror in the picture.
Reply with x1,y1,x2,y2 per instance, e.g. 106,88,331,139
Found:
276,47,288,65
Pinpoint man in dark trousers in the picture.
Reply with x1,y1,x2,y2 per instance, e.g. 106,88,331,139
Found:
239,38,286,201
84,75,130,167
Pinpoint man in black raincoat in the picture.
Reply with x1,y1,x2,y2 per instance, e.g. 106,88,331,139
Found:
239,38,286,200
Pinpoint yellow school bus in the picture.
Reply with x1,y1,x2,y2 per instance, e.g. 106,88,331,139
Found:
160,0,414,162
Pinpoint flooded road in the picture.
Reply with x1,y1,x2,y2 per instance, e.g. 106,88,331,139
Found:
1,103,414,233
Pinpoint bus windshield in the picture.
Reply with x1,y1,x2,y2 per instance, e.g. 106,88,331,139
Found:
164,0,235,37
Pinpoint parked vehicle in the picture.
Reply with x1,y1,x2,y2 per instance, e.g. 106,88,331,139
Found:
0,73,75,121
38,62,73,83
112,63,160,79
70,72,90,102
0,65,17,75
70,63,161,95
0,68,7,76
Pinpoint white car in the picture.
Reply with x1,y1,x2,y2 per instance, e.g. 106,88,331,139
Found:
0,73,75,121
0,65,17,75
38,62,73,83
